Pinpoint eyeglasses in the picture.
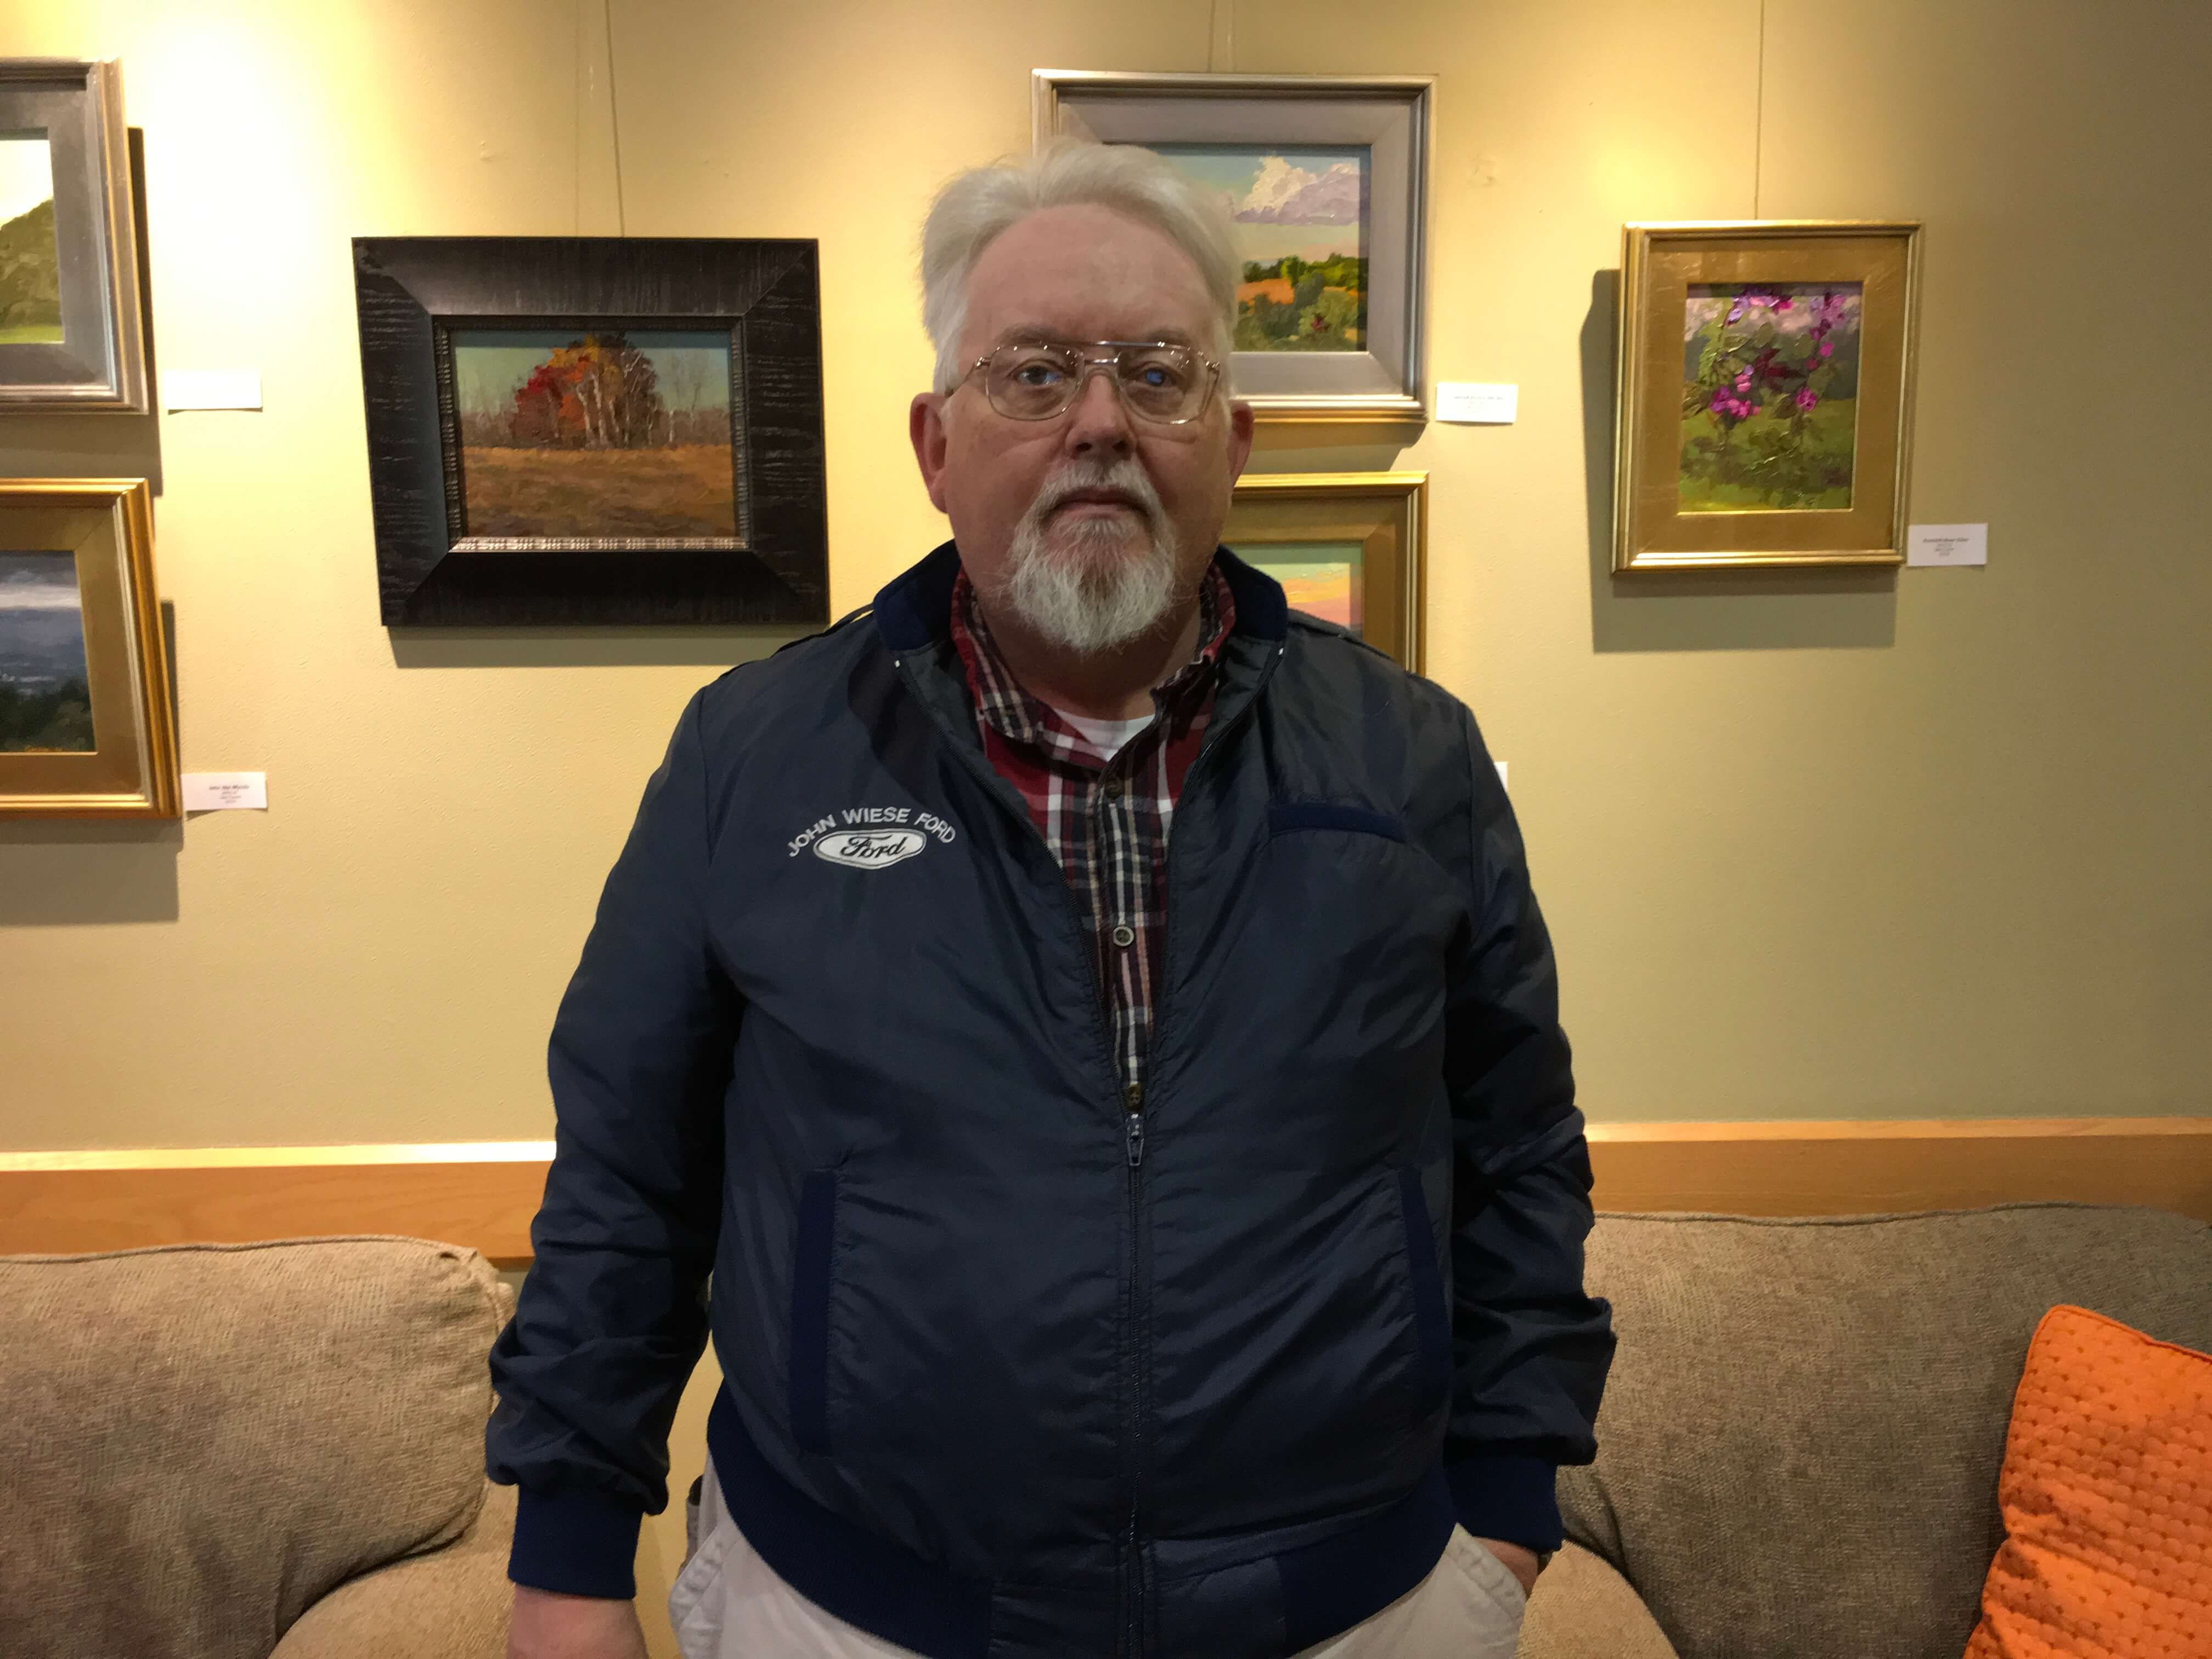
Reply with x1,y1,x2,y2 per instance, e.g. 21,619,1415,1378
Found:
956,340,1222,425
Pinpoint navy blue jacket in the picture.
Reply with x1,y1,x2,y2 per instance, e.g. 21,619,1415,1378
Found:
488,544,1614,1657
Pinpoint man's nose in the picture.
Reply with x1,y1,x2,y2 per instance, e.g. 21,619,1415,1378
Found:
1062,364,1135,456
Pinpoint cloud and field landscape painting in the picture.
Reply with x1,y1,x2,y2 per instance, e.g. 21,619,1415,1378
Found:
1234,541,1363,634
0,551,94,753
451,329,737,540
1678,281,1864,511
0,132,64,346
1156,145,1369,353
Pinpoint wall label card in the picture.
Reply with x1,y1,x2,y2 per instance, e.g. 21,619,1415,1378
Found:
1907,523,1988,567
163,371,264,411
1436,381,1518,424
182,772,268,811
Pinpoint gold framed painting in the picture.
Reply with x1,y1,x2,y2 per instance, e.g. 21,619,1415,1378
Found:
1613,220,1922,572
1225,471,1425,671
0,478,177,818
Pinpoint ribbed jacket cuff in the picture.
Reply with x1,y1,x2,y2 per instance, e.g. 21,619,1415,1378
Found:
1443,1455,1564,1554
509,1485,646,1599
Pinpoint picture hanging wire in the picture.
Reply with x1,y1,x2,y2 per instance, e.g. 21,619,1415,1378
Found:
603,0,627,236
1753,0,1766,218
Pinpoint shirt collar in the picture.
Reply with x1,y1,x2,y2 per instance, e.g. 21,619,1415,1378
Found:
950,561,1238,753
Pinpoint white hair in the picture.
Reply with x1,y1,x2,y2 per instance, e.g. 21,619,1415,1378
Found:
919,138,1240,395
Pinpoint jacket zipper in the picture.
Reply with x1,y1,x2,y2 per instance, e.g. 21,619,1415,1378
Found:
1124,1087,1146,1659
1116,640,1285,1658
895,639,1286,1659
891,652,1149,1655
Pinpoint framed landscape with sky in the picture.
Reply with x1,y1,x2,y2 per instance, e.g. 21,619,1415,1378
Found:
353,237,827,626
0,59,147,411
0,479,177,819
1035,71,1430,424
1225,472,1425,672
1613,220,1923,572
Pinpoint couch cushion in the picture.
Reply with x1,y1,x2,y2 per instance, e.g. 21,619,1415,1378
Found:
1965,1305,2212,1658
1556,1203,2212,1659
0,1235,510,1659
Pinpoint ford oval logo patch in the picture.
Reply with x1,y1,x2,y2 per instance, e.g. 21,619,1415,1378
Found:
812,828,928,870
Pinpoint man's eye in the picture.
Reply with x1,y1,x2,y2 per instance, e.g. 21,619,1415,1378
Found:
1130,357,1189,390
1009,362,1066,387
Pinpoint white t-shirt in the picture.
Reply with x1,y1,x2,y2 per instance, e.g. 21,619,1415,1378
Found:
1048,705,1155,762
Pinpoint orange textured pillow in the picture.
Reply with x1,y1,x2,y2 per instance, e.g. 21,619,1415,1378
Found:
1965,1304,2212,1659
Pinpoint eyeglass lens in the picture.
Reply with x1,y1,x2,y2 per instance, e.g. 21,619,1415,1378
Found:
984,343,1207,422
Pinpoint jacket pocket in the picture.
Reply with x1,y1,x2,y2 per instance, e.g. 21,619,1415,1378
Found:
1267,799,1407,842
788,1169,837,1454
1394,1167,1453,1410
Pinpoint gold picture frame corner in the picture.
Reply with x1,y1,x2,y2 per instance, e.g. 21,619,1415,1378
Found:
1226,470,1426,674
0,477,176,819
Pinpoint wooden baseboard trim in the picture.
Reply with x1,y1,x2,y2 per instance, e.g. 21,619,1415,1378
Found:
1584,1117,2212,1221
0,1144,554,1268
2,1119,2205,1263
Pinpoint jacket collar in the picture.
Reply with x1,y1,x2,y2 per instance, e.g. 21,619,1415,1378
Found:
872,539,1289,654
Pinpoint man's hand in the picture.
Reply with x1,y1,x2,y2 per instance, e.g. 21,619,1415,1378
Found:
1474,1536,1542,1599
507,1585,649,1659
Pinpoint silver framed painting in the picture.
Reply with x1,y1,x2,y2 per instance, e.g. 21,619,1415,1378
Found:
0,60,147,412
1034,70,1430,425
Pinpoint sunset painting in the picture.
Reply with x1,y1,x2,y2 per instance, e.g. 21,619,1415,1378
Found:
1235,541,1363,633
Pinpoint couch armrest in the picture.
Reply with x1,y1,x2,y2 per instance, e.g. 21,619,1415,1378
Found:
1519,1541,1681,1659
272,1481,516,1659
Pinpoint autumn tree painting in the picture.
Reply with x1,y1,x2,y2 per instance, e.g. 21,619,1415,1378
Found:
453,329,737,540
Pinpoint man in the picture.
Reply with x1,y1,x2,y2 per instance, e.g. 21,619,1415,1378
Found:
491,139,1614,1659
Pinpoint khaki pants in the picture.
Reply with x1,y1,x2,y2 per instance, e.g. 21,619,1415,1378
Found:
671,1453,1527,1659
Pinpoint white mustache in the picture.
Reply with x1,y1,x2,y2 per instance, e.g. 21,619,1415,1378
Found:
1028,462,1161,527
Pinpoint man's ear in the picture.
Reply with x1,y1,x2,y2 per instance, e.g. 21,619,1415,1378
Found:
1224,398,1257,485
910,392,953,515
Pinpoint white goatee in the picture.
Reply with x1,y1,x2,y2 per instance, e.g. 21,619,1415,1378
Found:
995,460,1184,654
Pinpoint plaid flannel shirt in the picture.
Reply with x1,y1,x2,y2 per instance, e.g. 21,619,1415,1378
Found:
948,563,1238,1103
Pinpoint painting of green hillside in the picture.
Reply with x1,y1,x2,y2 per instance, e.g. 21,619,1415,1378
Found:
0,134,62,345
1155,145,1370,353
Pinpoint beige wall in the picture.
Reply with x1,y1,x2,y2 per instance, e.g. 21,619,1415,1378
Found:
4,0,2207,1139
8,2,2208,1646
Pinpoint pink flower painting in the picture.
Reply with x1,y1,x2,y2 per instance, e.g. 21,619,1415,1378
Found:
1677,280,1863,511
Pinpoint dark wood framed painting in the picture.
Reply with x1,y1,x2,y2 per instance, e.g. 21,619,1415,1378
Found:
352,237,828,626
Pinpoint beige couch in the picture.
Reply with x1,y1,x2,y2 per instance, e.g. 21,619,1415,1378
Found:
1517,1201,2212,1659
8,1205,2202,1659
1,1235,516,1659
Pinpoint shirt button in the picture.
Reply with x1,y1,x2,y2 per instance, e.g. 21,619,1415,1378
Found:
1101,780,1122,800
1125,1082,1143,1110
1110,923,1136,949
